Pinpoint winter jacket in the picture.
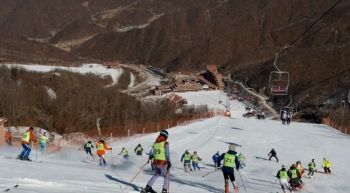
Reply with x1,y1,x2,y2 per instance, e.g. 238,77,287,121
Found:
134,144,143,154
276,168,288,179
181,152,191,164
21,129,37,145
212,153,220,163
148,135,170,166
5,131,11,142
96,141,112,155
84,141,94,151
268,149,277,157
217,150,240,173
322,159,331,168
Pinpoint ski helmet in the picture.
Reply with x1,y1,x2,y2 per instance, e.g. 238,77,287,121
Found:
194,151,197,154
102,137,106,141
160,130,169,139
229,144,236,151
296,161,301,164
282,164,287,168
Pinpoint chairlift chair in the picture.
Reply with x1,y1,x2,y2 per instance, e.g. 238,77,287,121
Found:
270,71,289,95
269,53,290,95
232,84,239,92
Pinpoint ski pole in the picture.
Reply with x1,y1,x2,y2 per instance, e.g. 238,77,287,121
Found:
124,161,148,190
36,143,38,161
168,169,170,193
238,170,247,193
267,179,278,193
111,150,113,165
203,170,217,177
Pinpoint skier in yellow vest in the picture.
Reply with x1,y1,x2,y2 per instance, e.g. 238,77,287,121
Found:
119,147,129,159
322,157,331,174
18,127,37,161
142,130,171,193
191,151,202,171
134,143,144,156
181,149,192,172
96,137,112,166
217,144,240,193
276,164,294,193
39,132,48,153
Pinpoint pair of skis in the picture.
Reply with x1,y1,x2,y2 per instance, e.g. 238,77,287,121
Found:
3,185,18,192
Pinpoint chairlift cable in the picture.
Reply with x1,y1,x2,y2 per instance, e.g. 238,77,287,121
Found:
260,0,342,71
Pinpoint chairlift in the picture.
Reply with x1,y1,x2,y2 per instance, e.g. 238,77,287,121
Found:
269,54,289,95
243,88,254,102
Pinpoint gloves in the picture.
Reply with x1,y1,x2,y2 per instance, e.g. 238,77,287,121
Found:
110,148,113,150
167,162,172,169
147,160,150,164
236,167,239,171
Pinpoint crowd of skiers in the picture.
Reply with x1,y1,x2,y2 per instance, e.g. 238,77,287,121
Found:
9,127,332,193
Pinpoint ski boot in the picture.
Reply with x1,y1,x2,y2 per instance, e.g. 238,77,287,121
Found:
22,157,32,161
141,185,156,193
161,189,168,193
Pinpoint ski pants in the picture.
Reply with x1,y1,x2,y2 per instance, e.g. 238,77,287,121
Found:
308,168,315,176
223,171,238,190
40,142,46,153
324,167,331,173
184,162,192,171
287,118,291,124
86,149,93,156
6,138,12,146
98,154,106,164
269,155,278,162
289,178,300,188
147,165,169,190
279,179,292,192
20,144,31,158
192,162,200,170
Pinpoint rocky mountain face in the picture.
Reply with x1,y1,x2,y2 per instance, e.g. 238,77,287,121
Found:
0,0,349,111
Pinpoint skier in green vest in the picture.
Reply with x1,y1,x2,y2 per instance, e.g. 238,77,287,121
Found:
288,164,301,191
181,149,192,172
307,159,317,178
134,143,144,156
276,164,294,193
217,144,240,193
84,140,94,157
238,153,246,169
119,147,129,159
18,127,37,161
39,132,49,154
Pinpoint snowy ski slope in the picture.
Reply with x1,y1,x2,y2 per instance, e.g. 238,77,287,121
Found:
1,91,349,193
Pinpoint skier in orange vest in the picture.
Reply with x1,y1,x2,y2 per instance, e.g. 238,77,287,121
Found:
18,127,37,161
96,137,112,166
5,129,12,146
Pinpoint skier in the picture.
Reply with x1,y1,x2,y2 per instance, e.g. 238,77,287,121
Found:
288,164,302,191
96,137,112,166
18,127,37,161
217,144,240,193
5,129,12,146
191,151,202,171
261,110,265,120
181,149,192,172
212,151,220,170
119,147,129,159
238,153,246,169
142,130,171,193
268,148,279,162
134,143,144,156
287,112,292,125
282,111,287,124
257,111,261,119
307,159,317,178
295,161,305,184
84,140,94,157
39,132,48,154
322,157,331,174
277,164,294,193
